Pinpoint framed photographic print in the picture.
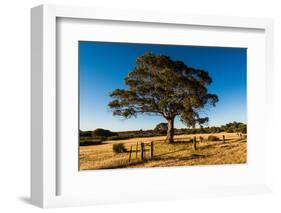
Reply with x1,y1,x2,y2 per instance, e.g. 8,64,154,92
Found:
31,4,274,208
78,41,247,170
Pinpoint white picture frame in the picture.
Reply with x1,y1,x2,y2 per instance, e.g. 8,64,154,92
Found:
31,4,274,208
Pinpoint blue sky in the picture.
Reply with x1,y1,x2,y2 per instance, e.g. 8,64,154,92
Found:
79,41,246,131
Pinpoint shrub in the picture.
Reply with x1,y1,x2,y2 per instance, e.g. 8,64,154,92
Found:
207,135,220,141
112,143,127,153
79,130,92,137
92,128,117,137
239,125,247,134
154,123,168,134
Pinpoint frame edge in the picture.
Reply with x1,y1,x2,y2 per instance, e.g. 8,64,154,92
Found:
30,4,274,208
31,5,44,208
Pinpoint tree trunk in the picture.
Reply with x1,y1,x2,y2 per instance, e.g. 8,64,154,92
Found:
166,118,175,143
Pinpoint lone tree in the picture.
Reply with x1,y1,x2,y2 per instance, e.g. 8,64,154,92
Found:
108,52,218,143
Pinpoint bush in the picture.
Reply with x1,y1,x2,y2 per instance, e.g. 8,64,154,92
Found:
154,123,168,134
207,135,220,141
92,128,117,137
112,143,127,153
239,125,247,134
79,130,92,137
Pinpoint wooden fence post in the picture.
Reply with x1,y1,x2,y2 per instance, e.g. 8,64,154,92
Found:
150,142,154,159
193,136,197,150
136,142,138,159
223,135,225,143
128,145,132,162
141,142,144,161
144,143,146,159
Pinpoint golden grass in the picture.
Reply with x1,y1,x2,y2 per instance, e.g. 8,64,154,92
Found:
79,132,246,170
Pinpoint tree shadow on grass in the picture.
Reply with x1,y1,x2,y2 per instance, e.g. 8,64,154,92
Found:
198,143,218,150
154,153,213,161
172,140,193,145
80,141,109,146
155,147,190,157
96,153,213,170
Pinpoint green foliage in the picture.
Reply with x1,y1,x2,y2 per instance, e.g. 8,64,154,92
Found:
239,124,247,134
79,130,92,137
80,129,117,145
112,143,127,153
207,135,220,141
221,122,247,133
108,52,218,123
80,139,103,146
108,52,219,143
209,126,222,133
154,123,168,134
79,122,247,143
92,128,117,137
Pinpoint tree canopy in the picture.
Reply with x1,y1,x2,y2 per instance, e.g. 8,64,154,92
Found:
108,52,218,143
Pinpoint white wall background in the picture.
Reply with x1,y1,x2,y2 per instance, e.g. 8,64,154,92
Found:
0,0,280,212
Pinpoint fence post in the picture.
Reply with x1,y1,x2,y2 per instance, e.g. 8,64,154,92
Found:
150,142,154,159
128,145,132,162
223,135,225,143
141,142,144,160
136,142,138,159
143,143,146,159
193,136,197,150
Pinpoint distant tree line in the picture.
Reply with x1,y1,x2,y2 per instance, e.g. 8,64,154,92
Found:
80,121,246,145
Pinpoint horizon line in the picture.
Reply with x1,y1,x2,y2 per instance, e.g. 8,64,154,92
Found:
80,121,247,132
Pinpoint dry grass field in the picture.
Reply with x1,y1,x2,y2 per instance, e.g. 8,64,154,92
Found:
79,132,246,170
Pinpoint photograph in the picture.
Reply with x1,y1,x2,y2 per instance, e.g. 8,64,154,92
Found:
79,41,247,170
